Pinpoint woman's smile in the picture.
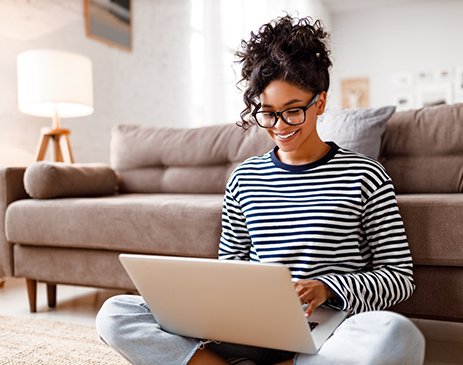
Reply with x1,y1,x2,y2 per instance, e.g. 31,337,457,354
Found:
273,129,299,141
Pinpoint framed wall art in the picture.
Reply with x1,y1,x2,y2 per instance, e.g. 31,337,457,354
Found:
415,69,433,84
416,83,453,108
433,67,454,82
393,93,414,112
85,0,132,51
341,78,370,109
392,72,414,89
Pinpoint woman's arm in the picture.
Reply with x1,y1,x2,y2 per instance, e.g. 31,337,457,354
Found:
218,183,252,261
314,180,415,315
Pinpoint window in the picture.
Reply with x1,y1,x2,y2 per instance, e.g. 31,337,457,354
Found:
190,0,326,127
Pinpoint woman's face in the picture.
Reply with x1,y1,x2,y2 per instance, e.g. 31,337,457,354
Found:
258,80,327,164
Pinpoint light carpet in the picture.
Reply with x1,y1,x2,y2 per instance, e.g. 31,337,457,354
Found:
0,315,130,365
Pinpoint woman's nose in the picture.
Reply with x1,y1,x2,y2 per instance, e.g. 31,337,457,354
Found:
273,115,287,130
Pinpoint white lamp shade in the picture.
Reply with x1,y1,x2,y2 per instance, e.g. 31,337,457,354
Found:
17,49,94,118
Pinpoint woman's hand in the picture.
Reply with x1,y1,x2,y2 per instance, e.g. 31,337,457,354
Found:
294,280,336,318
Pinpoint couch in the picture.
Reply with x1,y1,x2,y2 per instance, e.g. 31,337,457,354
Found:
1,102,463,322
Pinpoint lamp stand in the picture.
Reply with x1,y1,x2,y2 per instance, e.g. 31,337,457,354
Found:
35,113,74,163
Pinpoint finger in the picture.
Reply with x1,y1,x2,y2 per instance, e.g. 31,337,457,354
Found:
294,281,304,293
299,291,314,305
295,286,309,303
304,300,318,318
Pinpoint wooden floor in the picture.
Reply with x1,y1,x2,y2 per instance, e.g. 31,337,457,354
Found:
1,278,462,364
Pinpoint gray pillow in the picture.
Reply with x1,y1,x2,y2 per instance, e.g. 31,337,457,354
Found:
317,106,397,159
24,161,118,199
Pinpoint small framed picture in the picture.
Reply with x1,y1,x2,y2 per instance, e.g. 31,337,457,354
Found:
433,67,454,82
85,0,132,51
416,69,432,84
392,72,414,89
393,93,414,111
416,83,453,108
341,78,370,109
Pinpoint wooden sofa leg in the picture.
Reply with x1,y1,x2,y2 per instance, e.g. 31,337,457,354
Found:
26,279,37,313
47,284,57,308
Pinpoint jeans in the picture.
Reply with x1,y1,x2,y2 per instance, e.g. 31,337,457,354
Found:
96,295,425,365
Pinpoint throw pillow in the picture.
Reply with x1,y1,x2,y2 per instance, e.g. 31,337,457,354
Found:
317,106,397,159
24,161,118,199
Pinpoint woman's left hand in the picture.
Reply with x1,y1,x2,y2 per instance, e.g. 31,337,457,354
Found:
294,280,336,318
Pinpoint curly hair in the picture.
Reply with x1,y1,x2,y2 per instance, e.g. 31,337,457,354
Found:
235,15,332,130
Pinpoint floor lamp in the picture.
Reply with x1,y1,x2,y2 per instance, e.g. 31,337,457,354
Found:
17,49,94,163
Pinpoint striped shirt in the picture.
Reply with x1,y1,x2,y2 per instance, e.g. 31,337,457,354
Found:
219,143,415,315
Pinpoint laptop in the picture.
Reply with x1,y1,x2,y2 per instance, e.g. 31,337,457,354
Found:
119,254,348,354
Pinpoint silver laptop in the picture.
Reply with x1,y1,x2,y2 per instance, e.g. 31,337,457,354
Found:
119,254,348,354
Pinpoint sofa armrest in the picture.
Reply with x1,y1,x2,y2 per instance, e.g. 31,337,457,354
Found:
0,167,29,278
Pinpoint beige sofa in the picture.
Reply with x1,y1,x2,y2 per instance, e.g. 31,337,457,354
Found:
1,103,463,322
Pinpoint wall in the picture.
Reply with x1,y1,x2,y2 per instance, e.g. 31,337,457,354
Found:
329,0,463,109
0,0,192,166
4,0,459,167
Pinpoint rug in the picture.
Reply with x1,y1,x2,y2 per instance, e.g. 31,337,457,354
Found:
0,315,130,365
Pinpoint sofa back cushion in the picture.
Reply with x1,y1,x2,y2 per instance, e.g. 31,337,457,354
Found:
378,103,463,193
111,123,275,193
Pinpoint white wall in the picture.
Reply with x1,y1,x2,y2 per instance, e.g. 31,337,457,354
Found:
329,0,463,109
4,0,459,167
0,0,192,166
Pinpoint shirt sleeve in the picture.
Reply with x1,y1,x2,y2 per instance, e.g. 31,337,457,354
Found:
218,181,252,261
316,180,415,314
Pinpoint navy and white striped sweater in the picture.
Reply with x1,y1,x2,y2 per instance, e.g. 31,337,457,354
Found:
219,143,415,315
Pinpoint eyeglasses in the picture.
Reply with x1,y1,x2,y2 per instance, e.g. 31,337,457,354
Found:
252,93,320,128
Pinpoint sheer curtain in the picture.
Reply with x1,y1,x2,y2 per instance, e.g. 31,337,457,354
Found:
190,0,331,128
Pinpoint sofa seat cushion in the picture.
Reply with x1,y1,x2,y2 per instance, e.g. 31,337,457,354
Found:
398,194,463,266
5,193,223,258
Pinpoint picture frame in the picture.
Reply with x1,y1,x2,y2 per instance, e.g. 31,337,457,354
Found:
393,93,414,112
341,78,370,109
85,0,132,51
416,82,453,108
392,72,414,89
433,67,454,82
415,69,432,84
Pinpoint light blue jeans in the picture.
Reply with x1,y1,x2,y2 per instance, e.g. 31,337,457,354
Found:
96,295,425,365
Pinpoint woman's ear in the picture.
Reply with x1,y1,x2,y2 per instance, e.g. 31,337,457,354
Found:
316,91,327,115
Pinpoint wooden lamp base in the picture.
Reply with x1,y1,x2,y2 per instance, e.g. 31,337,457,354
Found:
35,127,74,163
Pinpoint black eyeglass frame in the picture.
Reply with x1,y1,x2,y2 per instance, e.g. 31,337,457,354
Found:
252,92,321,129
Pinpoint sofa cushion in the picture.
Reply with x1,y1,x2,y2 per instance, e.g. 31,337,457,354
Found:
14,245,137,290
5,194,223,258
397,194,463,266
317,106,396,159
7,192,463,267
110,123,275,194
379,103,463,193
24,162,118,199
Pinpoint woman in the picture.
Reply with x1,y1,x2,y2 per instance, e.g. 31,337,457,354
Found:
96,15,425,365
